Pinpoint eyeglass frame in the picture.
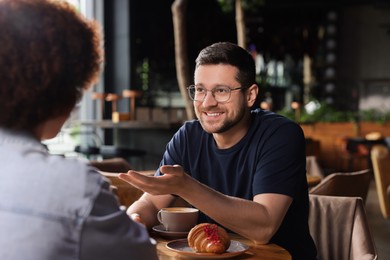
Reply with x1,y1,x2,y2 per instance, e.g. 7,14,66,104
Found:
187,84,248,103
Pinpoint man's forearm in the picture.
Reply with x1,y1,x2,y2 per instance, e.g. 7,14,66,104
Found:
177,178,288,243
127,193,174,229
127,197,159,228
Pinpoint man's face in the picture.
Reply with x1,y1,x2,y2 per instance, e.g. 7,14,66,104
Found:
193,64,247,134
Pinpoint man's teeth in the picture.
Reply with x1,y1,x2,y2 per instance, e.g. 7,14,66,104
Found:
206,112,221,116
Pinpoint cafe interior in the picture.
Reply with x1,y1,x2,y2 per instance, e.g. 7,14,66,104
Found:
43,0,390,259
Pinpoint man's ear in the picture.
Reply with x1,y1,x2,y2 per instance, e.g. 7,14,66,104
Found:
246,84,259,107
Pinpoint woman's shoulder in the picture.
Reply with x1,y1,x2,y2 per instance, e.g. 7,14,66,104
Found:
44,155,105,192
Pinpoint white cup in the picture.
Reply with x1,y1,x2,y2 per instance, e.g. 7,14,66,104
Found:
157,207,199,232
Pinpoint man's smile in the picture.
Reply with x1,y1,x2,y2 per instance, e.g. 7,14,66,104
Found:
205,112,223,117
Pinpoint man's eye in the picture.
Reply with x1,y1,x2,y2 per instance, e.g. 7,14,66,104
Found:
196,88,206,93
216,87,229,94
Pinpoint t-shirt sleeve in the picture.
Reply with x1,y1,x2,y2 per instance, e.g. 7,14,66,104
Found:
79,172,158,260
253,122,306,198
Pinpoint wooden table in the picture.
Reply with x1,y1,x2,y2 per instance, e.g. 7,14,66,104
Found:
152,233,292,260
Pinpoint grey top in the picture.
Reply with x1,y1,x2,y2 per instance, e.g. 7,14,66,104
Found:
0,128,157,260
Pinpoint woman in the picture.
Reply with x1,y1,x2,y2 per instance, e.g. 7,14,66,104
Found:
0,0,157,259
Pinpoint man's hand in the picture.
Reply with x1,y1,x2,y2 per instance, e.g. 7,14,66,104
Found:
129,213,146,226
118,165,188,196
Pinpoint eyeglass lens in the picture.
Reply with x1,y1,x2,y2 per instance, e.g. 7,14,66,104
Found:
188,86,232,102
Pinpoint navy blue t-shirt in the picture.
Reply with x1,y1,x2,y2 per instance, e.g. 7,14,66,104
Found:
158,109,317,259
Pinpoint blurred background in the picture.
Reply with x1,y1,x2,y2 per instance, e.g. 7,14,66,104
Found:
41,2,390,258
45,0,390,170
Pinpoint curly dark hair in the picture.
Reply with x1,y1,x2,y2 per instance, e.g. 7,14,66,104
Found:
195,42,256,89
0,0,103,131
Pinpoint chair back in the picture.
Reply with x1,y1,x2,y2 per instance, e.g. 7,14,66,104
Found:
90,159,189,207
309,195,377,260
100,172,145,207
310,169,371,202
370,145,390,219
89,157,132,173
89,158,153,207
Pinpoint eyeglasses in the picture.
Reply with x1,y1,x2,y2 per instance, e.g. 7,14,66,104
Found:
187,85,246,103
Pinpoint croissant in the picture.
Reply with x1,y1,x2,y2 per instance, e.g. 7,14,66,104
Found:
187,223,231,254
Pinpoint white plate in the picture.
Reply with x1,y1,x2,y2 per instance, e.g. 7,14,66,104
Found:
166,239,249,259
152,224,189,239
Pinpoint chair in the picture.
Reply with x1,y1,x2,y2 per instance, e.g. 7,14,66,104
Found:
90,158,190,207
105,93,121,113
89,158,135,207
310,169,371,202
370,145,390,219
90,158,156,207
91,92,107,120
100,172,146,207
309,194,377,260
89,157,132,173
122,89,143,120
335,136,369,171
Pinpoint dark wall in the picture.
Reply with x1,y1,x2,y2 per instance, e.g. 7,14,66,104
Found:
103,0,390,114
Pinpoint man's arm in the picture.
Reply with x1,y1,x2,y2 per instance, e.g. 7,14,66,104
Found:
169,172,292,244
119,165,292,244
126,192,175,228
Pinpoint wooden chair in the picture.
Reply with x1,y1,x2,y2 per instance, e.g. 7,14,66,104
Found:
122,89,143,120
105,93,121,113
371,145,390,219
89,158,152,207
309,194,377,260
101,171,190,208
335,136,369,171
91,92,107,119
90,158,190,207
310,169,371,203
89,157,132,173
100,172,147,207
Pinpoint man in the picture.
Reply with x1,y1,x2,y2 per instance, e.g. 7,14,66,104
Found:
120,42,317,259
0,0,157,259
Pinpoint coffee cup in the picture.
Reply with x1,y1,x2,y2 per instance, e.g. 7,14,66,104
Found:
157,207,199,232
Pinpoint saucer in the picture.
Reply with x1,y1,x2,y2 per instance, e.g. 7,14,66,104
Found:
152,224,189,239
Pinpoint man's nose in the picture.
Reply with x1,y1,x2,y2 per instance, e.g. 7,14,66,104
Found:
202,91,218,107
